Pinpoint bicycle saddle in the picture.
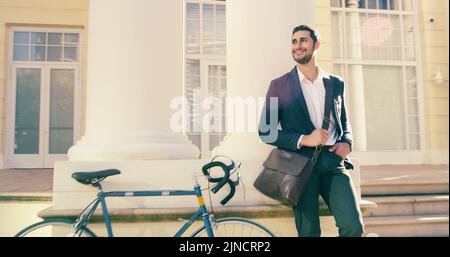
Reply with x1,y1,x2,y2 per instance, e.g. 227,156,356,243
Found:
72,169,121,185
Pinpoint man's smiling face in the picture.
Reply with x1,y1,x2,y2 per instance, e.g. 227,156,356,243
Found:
291,30,319,64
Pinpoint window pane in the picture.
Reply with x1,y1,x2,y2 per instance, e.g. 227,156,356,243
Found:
216,21,226,55
64,33,79,44
403,16,416,60
216,5,226,55
389,0,400,10
63,46,78,62
13,45,29,61
332,0,343,7
48,33,63,45
378,0,388,10
219,65,226,76
15,68,41,154
14,32,29,44
186,3,200,19
208,64,226,150
358,0,366,8
186,19,200,54
402,0,413,11
360,14,404,60
47,46,62,61
368,0,377,9
203,4,214,20
31,45,46,61
362,65,406,150
186,59,200,75
185,59,201,135
49,69,75,154
216,5,226,21
203,20,215,54
31,32,46,44
331,12,344,59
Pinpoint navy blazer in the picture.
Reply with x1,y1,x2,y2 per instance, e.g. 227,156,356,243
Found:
258,67,354,170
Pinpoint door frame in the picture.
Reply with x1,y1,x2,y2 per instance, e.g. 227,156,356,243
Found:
5,27,82,168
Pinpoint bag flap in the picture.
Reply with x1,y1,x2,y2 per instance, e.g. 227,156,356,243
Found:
263,149,310,176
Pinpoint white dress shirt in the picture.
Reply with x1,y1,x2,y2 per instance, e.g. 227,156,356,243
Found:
296,66,337,148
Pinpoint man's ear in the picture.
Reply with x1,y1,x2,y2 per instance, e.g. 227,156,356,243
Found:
314,40,320,51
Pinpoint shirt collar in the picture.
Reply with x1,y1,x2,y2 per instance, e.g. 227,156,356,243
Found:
296,66,329,84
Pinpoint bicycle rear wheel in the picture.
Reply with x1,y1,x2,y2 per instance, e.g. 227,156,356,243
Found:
191,217,275,237
15,218,96,237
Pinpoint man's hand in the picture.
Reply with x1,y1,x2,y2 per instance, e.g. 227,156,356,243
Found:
328,142,351,160
300,129,330,147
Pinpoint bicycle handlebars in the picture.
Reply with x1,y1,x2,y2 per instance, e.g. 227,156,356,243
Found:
201,157,239,205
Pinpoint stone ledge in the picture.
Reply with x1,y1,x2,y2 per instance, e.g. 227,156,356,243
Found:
38,200,376,223
0,192,52,202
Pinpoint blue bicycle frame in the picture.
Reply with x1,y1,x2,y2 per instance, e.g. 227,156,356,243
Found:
76,183,214,237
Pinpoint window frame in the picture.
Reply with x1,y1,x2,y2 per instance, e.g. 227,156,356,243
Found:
6,26,83,168
330,0,425,152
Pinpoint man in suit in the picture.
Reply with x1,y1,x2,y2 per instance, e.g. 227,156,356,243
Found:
258,25,364,237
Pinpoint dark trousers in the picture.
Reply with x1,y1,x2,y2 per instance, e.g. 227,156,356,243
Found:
292,149,365,237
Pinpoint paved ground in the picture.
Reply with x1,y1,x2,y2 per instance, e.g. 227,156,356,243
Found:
0,169,53,193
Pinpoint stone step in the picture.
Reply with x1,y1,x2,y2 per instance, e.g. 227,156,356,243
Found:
360,165,449,196
361,182,449,196
363,214,449,237
363,194,449,217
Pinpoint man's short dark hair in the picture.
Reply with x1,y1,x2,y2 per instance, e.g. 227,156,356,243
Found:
292,25,320,44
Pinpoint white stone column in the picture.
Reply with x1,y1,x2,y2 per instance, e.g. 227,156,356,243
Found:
68,0,199,160
212,0,315,160
346,0,368,151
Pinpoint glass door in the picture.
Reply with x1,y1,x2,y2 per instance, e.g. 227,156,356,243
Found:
10,67,43,167
8,66,79,168
44,68,76,167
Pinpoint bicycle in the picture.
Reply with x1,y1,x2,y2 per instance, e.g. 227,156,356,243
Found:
15,156,275,237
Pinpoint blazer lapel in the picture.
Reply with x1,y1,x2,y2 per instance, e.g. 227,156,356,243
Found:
323,76,342,135
288,67,315,131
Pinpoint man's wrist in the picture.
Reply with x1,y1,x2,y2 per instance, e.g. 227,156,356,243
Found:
338,140,352,152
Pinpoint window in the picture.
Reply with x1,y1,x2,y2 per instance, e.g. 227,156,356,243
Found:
186,1,226,55
13,31,80,62
185,0,227,158
332,0,411,10
331,0,421,150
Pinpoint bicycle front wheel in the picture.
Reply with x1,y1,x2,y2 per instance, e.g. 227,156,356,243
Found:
15,218,96,237
191,217,275,237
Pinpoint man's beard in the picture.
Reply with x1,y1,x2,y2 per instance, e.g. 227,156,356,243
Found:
293,51,313,64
